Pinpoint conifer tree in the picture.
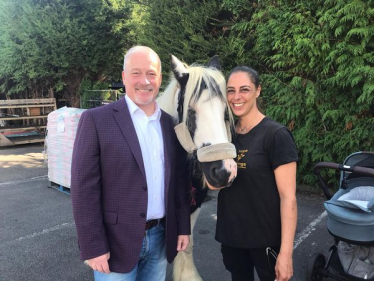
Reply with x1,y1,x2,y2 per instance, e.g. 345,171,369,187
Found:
0,0,133,106
225,0,374,185
134,0,236,77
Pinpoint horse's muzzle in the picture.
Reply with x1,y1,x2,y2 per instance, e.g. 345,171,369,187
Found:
202,159,237,189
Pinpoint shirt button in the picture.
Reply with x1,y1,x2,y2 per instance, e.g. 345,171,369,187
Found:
140,213,146,218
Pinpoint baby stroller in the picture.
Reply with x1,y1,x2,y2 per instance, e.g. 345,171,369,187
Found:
307,151,374,281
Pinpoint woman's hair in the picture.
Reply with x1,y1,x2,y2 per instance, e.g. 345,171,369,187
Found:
227,66,260,89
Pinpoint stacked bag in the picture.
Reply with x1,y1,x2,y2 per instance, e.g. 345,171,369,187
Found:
46,107,86,188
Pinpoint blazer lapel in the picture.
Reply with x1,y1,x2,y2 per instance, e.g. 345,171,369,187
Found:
113,98,146,179
160,111,172,193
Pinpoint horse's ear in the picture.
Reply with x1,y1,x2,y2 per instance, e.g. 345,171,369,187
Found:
207,55,221,71
170,55,189,88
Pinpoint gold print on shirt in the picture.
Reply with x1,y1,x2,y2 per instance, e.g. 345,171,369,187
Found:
236,149,248,169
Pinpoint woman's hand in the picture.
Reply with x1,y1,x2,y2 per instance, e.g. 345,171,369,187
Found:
274,251,293,281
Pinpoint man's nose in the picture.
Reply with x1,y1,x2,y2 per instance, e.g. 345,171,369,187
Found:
140,74,150,85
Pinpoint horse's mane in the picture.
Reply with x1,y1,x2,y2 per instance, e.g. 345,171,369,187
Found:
157,77,179,119
158,64,234,127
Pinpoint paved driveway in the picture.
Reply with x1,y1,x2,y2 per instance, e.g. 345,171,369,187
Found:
0,144,337,281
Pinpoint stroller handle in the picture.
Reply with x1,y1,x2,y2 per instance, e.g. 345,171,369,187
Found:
313,162,374,200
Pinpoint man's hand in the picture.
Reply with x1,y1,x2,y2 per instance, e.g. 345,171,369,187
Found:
177,235,190,251
85,252,111,274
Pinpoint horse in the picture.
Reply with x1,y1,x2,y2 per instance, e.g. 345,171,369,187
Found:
157,55,238,281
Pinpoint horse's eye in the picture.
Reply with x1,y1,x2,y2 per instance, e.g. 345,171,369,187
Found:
188,106,196,114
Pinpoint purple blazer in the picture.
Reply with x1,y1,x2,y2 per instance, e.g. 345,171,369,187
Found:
71,98,191,273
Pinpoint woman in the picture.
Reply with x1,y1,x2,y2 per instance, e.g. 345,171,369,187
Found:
214,66,298,281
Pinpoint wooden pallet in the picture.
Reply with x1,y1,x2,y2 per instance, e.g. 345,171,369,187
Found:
48,181,70,195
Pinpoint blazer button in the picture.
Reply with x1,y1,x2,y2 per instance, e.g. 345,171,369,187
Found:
140,213,146,218
143,186,147,191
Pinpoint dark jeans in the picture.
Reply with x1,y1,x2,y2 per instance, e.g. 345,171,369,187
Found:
221,244,280,281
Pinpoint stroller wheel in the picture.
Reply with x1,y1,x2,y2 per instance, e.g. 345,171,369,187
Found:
306,253,325,281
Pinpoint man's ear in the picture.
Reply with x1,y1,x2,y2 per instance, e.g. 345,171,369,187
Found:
122,71,126,83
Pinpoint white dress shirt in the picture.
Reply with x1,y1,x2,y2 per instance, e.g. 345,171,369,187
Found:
125,95,165,220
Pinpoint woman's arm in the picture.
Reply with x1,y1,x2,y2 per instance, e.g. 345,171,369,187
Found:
274,161,297,281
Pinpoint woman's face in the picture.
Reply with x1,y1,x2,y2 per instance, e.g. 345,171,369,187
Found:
226,71,261,118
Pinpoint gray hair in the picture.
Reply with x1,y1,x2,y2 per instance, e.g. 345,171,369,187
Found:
123,46,162,73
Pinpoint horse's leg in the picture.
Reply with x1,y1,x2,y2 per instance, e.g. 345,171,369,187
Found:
173,207,203,281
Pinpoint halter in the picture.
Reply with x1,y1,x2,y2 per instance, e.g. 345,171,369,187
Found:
174,121,237,162
173,62,236,162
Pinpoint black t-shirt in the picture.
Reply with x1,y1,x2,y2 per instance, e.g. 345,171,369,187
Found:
215,117,298,248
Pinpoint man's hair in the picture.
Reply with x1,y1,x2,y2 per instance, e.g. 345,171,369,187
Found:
123,46,162,73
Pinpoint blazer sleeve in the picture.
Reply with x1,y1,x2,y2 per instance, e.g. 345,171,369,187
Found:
70,110,109,260
174,135,191,236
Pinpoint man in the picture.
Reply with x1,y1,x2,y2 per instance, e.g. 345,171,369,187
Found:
71,46,191,281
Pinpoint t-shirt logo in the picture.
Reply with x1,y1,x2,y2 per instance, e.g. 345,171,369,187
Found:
236,149,248,169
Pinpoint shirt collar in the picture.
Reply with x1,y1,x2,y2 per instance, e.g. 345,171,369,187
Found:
125,94,161,121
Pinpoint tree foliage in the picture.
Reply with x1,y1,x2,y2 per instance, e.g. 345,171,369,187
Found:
138,0,373,186
133,0,243,77
0,0,133,106
224,0,374,186
0,0,372,187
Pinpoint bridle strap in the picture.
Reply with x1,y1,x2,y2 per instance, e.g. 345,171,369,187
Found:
174,121,236,162
174,122,197,153
197,143,237,162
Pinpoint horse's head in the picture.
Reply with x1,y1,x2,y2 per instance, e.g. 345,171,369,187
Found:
166,55,237,189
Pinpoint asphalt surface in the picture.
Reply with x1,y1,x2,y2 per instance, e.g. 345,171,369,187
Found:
0,143,339,281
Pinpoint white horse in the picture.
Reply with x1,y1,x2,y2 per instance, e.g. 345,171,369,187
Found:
157,55,237,281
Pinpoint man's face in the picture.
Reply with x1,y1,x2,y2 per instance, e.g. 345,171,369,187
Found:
122,50,162,112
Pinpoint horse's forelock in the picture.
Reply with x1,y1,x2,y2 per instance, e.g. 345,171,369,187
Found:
183,67,223,119
159,64,234,130
183,66,234,130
